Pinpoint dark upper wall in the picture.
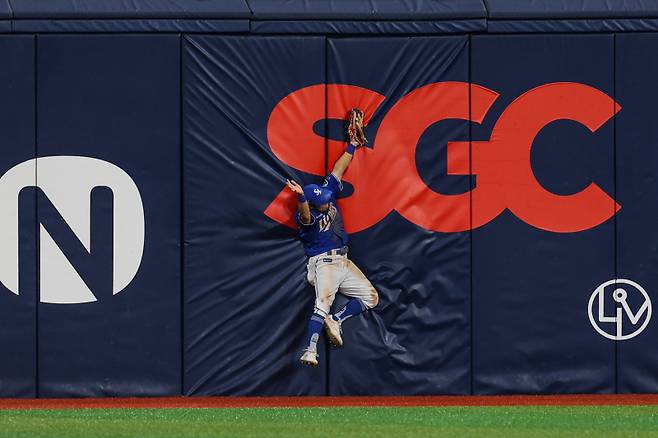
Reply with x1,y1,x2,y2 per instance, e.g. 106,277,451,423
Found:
3,0,658,33
246,0,486,19
485,0,658,19
8,0,250,19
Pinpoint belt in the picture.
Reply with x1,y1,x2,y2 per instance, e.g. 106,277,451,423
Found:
323,246,348,256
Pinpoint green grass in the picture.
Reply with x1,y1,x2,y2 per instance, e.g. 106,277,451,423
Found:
2,406,658,438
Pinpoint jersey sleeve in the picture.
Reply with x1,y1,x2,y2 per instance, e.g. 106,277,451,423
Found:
322,173,343,194
296,211,316,228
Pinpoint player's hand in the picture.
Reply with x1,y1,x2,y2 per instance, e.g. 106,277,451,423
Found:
348,108,367,147
286,179,304,195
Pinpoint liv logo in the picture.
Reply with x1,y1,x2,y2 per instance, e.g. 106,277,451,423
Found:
588,279,652,341
0,156,144,304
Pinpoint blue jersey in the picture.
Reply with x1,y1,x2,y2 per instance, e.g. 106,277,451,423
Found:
296,173,349,257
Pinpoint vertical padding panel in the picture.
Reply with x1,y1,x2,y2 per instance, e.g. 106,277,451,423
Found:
472,35,616,394
0,36,36,397
37,35,181,396
616,34,658,393
183,36,327,395
327,37,472,395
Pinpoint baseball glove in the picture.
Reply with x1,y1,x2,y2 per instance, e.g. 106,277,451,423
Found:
348,108,367,147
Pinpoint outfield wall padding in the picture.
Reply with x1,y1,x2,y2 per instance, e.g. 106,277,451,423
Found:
1,2,658,397
0,36,36,397
616,34,658,393
323,36,472,396
470,34,616,394
183,36,328,396
8,0,250,19
35,35,181,397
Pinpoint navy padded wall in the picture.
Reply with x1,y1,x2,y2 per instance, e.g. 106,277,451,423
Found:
12,19,249,33
0,0,9,31
0,0,657,399
485,0,658,32
9,0,249,18
326,37,472,395
616,34,658,393
8,0,250,33
471,35,616,394
486,1,658,18
247,0,485,19
183,36,327,395
248,0,486,34
487,19,658,33
0,36,36,397
37,35,181,397
249,20,486,35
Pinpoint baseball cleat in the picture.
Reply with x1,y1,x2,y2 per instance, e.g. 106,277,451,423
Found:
324,316,343,347
300,349,319,367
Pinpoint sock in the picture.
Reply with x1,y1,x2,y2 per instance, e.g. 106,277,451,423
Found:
332,299,367,323
305,312,325,352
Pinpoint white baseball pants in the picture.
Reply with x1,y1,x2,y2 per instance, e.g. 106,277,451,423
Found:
306,253,379,317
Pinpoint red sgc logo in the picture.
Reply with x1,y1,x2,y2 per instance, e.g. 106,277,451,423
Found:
264,82,621,233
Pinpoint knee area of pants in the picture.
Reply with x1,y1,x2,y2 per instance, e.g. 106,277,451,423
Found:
365,288,379,309
315,296,333,314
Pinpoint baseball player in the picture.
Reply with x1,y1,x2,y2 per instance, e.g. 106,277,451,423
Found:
285,109,379,367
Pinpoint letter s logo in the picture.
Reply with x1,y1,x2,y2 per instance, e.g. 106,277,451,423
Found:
264,82,621,233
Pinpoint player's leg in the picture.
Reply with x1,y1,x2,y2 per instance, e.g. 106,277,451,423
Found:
300,257,341,366
337,258,379,317
325,258,378,346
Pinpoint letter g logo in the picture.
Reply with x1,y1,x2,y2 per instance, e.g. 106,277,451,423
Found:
264,82,621,233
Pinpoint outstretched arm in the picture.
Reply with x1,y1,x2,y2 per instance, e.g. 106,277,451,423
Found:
331,140,358,180
286,179,311,224
333,109,366,180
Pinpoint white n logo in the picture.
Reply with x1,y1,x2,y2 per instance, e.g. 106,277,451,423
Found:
0,156,144,304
